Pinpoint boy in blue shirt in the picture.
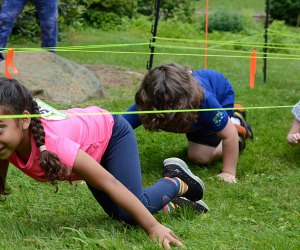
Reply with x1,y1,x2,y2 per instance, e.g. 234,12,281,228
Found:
123,63,253,184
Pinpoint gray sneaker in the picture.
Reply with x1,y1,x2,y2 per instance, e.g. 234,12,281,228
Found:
163,157,205,201
172,197,209,213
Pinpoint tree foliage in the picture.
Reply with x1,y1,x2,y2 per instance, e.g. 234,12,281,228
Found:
269,0,300,26
137,0,195,23
0,0,195,40
79,0,137,30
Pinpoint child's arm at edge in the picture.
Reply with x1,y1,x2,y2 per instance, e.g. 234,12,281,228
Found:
216,119,239,183
287,119,300,145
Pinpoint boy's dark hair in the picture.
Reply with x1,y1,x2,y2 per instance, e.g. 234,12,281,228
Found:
0,77,70,195
135,63,204,133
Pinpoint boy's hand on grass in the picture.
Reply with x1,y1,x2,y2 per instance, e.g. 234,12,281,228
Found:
287,133,300,145
217,172,237,183
148,223,184,249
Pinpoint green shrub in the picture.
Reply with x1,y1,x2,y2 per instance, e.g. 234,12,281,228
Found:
137,0,195,23
58,0,85,27
205,9,244,33
87,11,122,30
137,0,152,16
81,0,138,28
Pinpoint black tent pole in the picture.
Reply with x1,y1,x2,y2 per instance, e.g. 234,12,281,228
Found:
263,0,270,83
147,0,161,71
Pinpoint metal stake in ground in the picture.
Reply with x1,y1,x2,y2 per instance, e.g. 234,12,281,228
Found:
146,0,161,71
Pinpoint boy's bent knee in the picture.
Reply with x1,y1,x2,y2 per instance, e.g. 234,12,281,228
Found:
188,142,221,165
188,152,212,165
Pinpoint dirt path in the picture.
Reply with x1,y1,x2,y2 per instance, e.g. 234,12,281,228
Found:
84,64,144,88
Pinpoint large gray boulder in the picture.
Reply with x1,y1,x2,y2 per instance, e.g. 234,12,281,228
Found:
0,52,104,104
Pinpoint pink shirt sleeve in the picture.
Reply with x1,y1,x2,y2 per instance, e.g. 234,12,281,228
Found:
46,137,81,168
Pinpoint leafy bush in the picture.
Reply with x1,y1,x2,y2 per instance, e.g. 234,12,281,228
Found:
205,9,244,33
137,0,195,23
137,0,153,16
80,0,138,28
270,0,300,26
87,11,122,30
58,0,85,27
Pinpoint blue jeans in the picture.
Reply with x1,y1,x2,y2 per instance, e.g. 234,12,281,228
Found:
87,115,178,224
0,0,58,58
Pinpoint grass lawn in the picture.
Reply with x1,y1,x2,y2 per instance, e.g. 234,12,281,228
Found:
1,2,300,249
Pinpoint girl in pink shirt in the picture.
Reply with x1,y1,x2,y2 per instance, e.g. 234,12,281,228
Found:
0,78,206,249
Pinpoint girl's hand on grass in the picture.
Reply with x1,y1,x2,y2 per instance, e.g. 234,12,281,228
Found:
217,172,237,183
148,223,184,249
287,133,300,145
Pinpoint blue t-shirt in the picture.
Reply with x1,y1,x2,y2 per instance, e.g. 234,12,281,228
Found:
123,69,235,133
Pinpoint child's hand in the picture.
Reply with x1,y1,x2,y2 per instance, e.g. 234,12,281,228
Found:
148,223,184,249
287,133,300,145
217,172,237,183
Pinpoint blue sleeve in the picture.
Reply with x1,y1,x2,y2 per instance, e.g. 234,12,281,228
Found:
198,94,229,132
208,110,229,132
122,104,142,129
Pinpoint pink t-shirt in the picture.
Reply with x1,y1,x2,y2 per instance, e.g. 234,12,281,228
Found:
9,106,114,182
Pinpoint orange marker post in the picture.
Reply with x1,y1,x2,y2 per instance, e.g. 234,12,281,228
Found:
249,50,257,89
5,48,19,78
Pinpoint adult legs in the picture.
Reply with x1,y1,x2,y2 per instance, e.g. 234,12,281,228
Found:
87,115,179,224
34,0,58,50
0,0,27,59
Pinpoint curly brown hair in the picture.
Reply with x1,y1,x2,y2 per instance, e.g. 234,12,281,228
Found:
135,63,204,133
0,78,70,195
